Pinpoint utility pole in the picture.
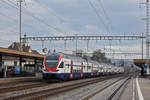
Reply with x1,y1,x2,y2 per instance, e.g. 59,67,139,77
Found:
146,0,150,75
17,0,24,73
74,34,78,55
142,33,144,60
17,0,23,51
86,40,89,52
64,40,67,52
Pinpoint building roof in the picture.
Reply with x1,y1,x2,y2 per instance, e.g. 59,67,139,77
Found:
133,59,147,64
8,42,39,54
0,47,44,59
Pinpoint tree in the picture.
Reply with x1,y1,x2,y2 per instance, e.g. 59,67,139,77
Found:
91,49,109,63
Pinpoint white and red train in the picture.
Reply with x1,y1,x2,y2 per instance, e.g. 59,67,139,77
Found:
42,53,124,80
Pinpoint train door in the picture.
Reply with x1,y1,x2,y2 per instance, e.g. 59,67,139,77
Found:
70,60,73,79
91,64,93,76
87,63,89,73
81,62,83,78
63,60,67,73
66,61,70,73
98,65,100,76
58,60,64,73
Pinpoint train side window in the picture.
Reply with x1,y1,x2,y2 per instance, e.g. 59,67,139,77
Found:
59,62,64,68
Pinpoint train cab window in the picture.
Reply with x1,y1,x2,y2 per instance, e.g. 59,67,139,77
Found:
46,55,59,68
59,62,64,68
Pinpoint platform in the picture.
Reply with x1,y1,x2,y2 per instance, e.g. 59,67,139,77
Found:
119,76,150,100
138,77,150,100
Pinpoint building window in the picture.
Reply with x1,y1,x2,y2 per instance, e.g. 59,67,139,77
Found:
14,61,17,66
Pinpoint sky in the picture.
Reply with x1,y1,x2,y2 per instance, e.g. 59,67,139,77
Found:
0,0,147,59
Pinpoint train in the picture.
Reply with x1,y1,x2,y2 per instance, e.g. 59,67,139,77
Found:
42,53,124,80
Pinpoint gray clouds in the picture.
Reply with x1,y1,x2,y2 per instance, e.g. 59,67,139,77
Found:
0,0,145,59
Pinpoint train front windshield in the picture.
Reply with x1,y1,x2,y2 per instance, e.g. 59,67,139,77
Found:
46,55,59,68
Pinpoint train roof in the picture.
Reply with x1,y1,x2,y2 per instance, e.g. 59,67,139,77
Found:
46,53,119,67
46,52,86,62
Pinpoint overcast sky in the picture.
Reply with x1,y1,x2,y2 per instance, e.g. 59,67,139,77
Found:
0,0,147,59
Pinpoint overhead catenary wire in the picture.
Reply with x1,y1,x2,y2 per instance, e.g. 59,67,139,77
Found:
97,0,109,21
3,0,65,33
97,0,113,32
0,38,16,44
10,0,64,33
0,13,19,35
87,0,110,33
1,0,18,9
0,11,34,31
0,27,18,35
34,0,65,23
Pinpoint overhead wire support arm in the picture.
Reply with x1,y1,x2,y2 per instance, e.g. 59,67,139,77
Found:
22,35,146,41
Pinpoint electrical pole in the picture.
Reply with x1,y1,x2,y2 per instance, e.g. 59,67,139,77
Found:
74,34,78,55
64,40,67,52
146,0,150,75
86,40,89,52
142,33,144,60
18,0,23,51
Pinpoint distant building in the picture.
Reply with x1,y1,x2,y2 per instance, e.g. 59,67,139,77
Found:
72,49,84,57
8,42,39,54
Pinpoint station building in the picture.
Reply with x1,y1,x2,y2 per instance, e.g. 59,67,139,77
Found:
0,42,44,78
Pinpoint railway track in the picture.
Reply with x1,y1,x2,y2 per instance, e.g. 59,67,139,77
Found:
0,77,107,94
82,77,130,100
0,82,49,94
0,75,124,100
0,77,42,86
106,77,130,100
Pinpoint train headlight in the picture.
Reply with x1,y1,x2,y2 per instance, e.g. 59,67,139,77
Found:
55,70,59,72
